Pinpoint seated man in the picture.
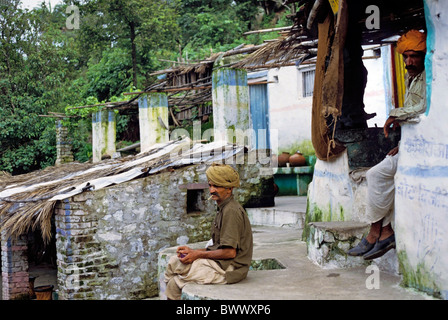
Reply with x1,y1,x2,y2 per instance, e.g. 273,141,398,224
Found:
348,29,427,260
162,163,253,300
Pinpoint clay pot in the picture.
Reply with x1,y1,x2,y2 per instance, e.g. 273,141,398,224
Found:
277,152,290,167
289,151,306,167
34,285,54,300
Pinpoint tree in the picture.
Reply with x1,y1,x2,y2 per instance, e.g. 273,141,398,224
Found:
76,0,180,92
0,1,79,174
177,0,288,61
0,0,292,174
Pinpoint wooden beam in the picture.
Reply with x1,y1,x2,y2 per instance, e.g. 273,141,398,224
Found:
123,80,273,96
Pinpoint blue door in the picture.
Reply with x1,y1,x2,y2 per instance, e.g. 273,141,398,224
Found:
250,84,270,149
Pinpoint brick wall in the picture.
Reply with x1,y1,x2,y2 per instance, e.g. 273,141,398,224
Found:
54,198,114,300
55,119,74,166
1,233,29,300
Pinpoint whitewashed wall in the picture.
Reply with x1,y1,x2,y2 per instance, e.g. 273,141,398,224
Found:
268,65,313,151
306,1,448,299
294,50,387,225
268,53,386,152
394,0,448,299
306,150,368,223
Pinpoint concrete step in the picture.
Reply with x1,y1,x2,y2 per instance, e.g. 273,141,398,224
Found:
246,196,307,228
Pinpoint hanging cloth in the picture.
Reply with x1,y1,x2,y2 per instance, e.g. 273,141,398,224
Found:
311,0,348,160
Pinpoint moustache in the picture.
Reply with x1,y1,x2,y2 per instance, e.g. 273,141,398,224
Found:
405,65,417,70
208,193,218,200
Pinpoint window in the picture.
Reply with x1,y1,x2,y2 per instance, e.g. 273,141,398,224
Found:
302,69,315,98
186,189,206,215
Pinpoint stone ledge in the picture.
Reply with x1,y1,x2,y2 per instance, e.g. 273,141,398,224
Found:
306,221,399,275
307,221,369,269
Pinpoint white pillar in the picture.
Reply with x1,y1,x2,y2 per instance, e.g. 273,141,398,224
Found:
138,92,169,153
394,0,448,299
92,109,117,162
212,68,251,146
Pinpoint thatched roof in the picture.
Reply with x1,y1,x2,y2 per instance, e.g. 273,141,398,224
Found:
0,138,245,242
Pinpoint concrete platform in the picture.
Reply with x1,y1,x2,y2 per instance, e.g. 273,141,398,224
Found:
246,196,307,228
180,225,433,300
157,196,434,300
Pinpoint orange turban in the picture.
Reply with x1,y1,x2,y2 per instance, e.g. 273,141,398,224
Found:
396,30,426,54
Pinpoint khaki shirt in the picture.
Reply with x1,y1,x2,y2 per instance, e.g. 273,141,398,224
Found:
389,70,426,120
207,195,253,284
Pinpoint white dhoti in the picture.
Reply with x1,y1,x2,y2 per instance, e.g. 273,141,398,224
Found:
365,154,399,227
162,255,232,300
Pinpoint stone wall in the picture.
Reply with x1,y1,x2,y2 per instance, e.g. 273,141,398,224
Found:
393,0,448,299
235,149,276,208
54,154,273,299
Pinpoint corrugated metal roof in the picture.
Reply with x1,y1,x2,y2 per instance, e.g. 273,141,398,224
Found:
0,138,245,241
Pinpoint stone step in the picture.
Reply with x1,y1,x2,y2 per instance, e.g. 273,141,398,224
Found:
246,196,307,228
306,221,400,275
246,207,305,228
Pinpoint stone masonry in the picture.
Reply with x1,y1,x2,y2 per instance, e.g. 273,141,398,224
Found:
55,119,74,166
54,153,273,299
307,221,370,269
1,232,29,300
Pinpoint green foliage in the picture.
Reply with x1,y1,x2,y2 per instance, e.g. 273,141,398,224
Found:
76,0,180,91
84,48,133,102
177,0,292,62
69,117,93,163
0,2,69,174
0,107,56,174
1,0,294,174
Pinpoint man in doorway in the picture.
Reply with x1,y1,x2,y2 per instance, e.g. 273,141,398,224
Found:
348,29,427,260
162,163,253,300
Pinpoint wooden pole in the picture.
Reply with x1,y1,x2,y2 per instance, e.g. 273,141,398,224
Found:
243,26,293,35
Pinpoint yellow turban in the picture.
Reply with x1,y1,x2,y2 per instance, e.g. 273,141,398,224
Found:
206,163,240,188
396,30,426,54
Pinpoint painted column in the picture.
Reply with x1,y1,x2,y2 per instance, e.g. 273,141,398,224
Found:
394,0,448,299
92,110,117,163
55,119,74,166
138,92,169,153
1,232,29,300
212,68,251,146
